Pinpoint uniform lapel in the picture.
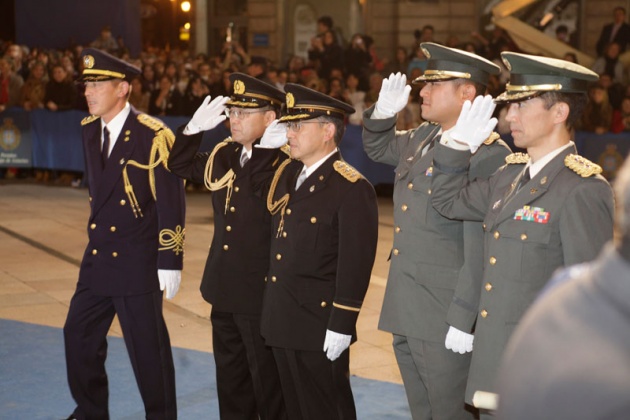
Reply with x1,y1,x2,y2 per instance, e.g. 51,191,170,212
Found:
495,146,575,224
84,122,104,191
92,111,138,215
289,152,339,204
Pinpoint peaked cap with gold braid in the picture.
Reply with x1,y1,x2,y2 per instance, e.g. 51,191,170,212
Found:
226,72,284,109
280,83,355,122
79,48,140,82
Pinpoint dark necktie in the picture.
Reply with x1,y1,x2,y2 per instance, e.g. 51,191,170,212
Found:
516,167,531,192
102,127,110,168
421,134,440,157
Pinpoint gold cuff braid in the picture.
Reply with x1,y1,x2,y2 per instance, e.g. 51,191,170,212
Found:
159,225,185,255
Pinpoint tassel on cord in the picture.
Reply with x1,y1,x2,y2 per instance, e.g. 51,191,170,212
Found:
267,159,292,238
203,140,237,214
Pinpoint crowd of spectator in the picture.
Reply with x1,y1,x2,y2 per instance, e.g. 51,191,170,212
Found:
2,10,630,183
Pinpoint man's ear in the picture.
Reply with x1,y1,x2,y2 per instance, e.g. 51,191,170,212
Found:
460,83,476,102
552,101,570,125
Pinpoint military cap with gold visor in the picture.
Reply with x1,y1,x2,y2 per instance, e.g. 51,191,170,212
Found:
227,72,284,109
79,48,140,82
413,42,501,86
279,83,355,122
495,52,599,103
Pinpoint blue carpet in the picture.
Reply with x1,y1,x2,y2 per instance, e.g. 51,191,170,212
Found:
0,319,410,419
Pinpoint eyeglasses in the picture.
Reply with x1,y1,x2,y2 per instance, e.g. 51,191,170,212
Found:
286,121,326,132
224,108,268,119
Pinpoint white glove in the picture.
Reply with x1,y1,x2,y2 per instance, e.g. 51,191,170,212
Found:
374,72,412,118
256,119,288,149
184,95,229,135
446,95,497,154
445,326,474,354
158,269,181,300
323,329,352,361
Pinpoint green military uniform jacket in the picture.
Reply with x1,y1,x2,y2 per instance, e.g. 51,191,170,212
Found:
430,141,615,402
362,106,511,341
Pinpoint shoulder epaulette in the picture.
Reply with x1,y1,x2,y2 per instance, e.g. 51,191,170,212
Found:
333,160,362,183
137,113,166,132
280,144,291,156
564,154,602,177
223,136,234,143
505,152,530,165
81,115,100,126
483,132,501,145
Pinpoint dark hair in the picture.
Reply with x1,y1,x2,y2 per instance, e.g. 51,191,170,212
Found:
451,78,488,97
539,91,588,129
318,115,346,146
318,16,333,29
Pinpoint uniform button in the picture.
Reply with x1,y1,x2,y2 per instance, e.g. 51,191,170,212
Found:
89,196,93,202
395,226,401,233
480,309,488,318
271,276,277,282
482,223,487,230
110,226,116,232
226,226,232,232
489,256,497,265
92,249,98,255
276,254,282,260
282,231,287,238
223,245,229,251
310,217,317,224
230,206,235,213
493,231,500,239
393,248,399,256
485,282,493,292
120,199,126,205
90,223,96,230
320,301,327,308
427,189,432,195
286,208,292,215
112,252,118,257
234,186,240,192
521,233,528,241
407,182,413,189
401,204,408,211
265,276,268,282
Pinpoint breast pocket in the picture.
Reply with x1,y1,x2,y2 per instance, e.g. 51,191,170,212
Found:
294,213,335,252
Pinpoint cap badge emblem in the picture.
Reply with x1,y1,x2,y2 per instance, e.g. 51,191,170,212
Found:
286,92,295,109
83,55,95,69
234,80,245,94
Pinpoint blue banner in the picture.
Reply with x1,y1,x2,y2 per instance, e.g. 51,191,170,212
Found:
0,108,32,168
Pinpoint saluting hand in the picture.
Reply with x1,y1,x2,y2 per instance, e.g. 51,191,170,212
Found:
446,94,497,153
374,72,412,118
257,119,288,149
184,95,229,135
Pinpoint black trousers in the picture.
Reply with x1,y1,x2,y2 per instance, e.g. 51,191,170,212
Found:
272,346,356,420
63,283,176,420
211,310,286,420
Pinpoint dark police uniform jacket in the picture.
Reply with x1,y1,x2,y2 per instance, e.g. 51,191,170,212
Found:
168,131,285,314
363,108,511,342
79,107,186,296
258,152,379,351
430,142,614,402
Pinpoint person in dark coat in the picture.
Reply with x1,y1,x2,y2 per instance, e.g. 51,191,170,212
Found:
430,52,615,419
496,155,630,420
253,83,379,419
596,6,630,56
63,48,186,419
167,73,287,420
